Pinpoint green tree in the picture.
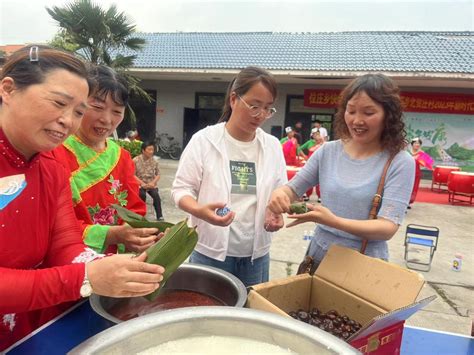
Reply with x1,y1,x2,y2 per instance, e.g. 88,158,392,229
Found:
46,0,153,125
49,29,80,53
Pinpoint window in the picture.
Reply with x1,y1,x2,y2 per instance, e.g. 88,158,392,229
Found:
196,93,225,110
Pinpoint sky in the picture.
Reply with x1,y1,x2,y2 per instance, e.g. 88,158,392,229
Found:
0,0,472,45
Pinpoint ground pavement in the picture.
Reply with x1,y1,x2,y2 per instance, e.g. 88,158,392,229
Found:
148,158,473,336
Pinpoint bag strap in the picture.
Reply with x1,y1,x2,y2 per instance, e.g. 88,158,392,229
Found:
360,155,395,254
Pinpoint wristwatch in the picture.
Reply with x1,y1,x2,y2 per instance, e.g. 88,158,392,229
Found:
80,267,93,298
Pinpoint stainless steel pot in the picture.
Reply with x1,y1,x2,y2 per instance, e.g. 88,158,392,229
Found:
90,263,247,323
69,307,360,354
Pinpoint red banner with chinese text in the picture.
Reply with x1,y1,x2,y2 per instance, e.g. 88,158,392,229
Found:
303,89,474,115
304,89,341,108
399,92,474,115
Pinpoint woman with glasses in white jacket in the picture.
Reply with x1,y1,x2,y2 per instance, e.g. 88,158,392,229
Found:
171,66,287,286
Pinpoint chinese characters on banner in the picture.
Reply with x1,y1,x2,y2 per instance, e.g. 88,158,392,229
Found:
304,89,341,108
303,89,474,115
400,92,474,115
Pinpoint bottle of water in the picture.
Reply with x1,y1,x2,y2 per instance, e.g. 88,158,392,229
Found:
303,230,309,241
452,254,463,271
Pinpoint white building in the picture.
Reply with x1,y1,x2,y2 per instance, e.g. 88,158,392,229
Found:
121,31,473,168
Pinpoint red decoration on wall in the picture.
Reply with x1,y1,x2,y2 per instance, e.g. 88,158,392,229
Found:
399,92,474,115
303,89,341,108
303,89,474,115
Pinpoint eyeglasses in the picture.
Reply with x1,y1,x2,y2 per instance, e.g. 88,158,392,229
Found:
238,95,277,119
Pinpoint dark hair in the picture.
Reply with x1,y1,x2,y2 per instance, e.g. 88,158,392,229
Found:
141,141,155,151
87,64,129,106
0,45,91,101
218,66,277,123
314,120,322,125
333,73,406,156
411,137,422,146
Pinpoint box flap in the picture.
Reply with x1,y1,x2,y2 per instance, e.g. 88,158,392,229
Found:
250,274,312,313
316,245,425,311
349,295,436,342
246,290,289,317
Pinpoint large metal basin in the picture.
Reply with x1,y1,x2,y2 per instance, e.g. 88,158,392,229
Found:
90,263,247,324
69,307,360,354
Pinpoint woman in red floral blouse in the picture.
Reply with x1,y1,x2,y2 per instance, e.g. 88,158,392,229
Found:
0,46,164,351
52,65,159,254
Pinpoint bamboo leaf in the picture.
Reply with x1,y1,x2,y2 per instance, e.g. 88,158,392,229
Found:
289,202,308,214
145,219,198,301
127,220,174,230
112,204,174,230
112,203,145,222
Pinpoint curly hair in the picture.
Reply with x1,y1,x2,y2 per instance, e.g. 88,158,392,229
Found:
333,73,406,156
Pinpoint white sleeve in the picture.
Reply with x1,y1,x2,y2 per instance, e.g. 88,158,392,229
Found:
171,134,204,206
276,142,288,187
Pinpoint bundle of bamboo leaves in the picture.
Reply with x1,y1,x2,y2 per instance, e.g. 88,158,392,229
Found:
113,205,198,301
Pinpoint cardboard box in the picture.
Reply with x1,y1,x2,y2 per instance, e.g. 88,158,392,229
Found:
247,245,435,354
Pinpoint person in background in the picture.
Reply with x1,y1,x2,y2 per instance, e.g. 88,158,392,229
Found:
293,121,304,144
298,128,325,159
52,65,158,254
134,141,164,220
268,73,415,272
281,126,306,165
280,126,293,144
0,45,164,350
171,66,287,287
312,120,329,141
125,129,140,142
280,126,298,165
408,137,424,208
298,128,326,202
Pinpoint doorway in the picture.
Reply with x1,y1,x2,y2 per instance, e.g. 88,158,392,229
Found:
284,95,335,142
183,108,222,148
118,90,157,142
311,114,333,140
182,92,225,148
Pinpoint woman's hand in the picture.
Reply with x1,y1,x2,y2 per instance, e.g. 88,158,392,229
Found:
286,203,338,228
264,208,284,232
195,202,235,227
86,252,165,298
177,196,234,227
107,225,159,253
267,186,294,214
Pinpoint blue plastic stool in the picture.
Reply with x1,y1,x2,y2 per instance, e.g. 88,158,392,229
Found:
404,224,440,272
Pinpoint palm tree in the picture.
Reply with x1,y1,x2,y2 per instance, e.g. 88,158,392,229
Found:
47,0,153,124
49,29,80,53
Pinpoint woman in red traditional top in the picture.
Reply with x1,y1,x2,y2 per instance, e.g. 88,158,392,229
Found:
298,128,325,159
298,128,326,201
281,127,306,166
408,137,433,208
52,65,158,254
0,46,164,351
281,127,297,165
